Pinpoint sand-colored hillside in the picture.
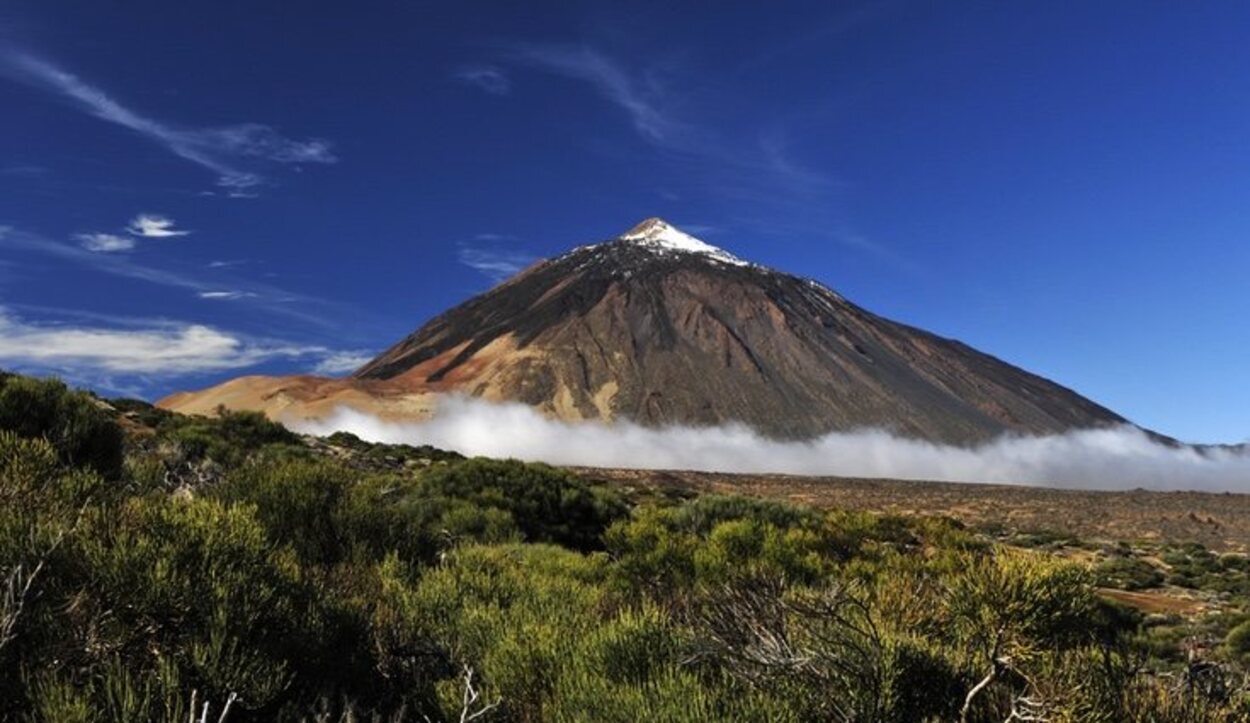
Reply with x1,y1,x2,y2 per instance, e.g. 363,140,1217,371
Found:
157,374,440,423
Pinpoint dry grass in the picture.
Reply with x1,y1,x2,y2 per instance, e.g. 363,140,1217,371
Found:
576,467,1250,553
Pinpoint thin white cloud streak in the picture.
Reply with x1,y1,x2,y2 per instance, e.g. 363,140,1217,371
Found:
1,225,213,292
127,214,189,238
197,291,257,300
505,43,895,261
509,45,679,142
1,52,335,193
0,226,353,329
0,310,314,374
457,245,536,282
507,43,828,189
0,165,48,177
296,397,1250,492
454,65,512,95
312,350,374,375
75,233,135,252
0,307,373,380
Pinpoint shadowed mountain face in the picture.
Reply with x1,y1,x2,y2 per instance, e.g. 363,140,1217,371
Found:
344,218,1125,442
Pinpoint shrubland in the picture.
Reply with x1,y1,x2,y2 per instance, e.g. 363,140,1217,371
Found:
0,372,1247,721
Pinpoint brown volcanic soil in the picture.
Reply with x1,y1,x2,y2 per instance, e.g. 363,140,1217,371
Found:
348,220,1127,443
158,374,439,422
576,467,1250,552
164,219,1133,443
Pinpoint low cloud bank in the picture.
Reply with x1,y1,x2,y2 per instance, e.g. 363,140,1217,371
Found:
294,396,1250,492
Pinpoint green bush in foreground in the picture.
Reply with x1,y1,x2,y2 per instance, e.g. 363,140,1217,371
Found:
0,371,1247,721
0,374,123,478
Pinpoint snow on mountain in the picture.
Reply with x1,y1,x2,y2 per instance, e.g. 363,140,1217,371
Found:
616,217,750,266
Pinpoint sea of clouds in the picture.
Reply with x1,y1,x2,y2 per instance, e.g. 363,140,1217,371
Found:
293,396,1250,492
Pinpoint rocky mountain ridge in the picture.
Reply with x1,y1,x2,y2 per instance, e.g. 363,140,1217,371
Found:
161,218,1127,443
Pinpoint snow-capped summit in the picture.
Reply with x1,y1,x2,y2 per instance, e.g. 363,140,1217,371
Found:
617,217,748,266
164,216,1128,444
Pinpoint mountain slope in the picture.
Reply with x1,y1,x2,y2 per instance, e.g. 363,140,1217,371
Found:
161,218,1126,443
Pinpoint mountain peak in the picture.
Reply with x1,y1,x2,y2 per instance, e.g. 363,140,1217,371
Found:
164,215,1127,443
617,217,748,266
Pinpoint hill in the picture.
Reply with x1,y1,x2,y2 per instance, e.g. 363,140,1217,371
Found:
162,218,1128,444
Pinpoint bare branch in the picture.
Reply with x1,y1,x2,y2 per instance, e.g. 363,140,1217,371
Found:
0,498,89,652
216,692,238,723
459,665,500,723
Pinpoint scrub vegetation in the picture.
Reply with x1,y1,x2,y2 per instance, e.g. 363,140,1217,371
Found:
1,372,1248,721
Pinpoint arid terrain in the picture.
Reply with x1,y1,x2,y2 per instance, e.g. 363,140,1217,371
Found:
578,466,1250,553
164,219,1129,444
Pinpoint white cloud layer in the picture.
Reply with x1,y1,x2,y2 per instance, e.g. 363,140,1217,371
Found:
457,245,536,282
509,45,677,142
1,226,354,329
0,309,359,377
312,350,374,375
197,291,257,300
294,397,1250,492
75,232,135,252
454,65,511,95
127,214,189,238
2,52,335,193
0,314,301,374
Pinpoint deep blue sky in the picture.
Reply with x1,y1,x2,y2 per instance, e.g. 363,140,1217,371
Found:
0,1,1246,443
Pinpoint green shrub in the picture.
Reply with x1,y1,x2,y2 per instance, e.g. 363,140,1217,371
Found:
1227,620,1250,664
213,459,352,565
334,473,522,566
402,544,610,720
106,397,176,429
0,375,123,477
160,408,299,467
660,494,821,535
419,458,628,550
69,495,307,712
0,432,105,713
3,369,1248,721
1095,554,1166,590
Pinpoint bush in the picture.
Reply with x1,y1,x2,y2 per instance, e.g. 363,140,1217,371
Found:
74,496,303,710
1227,620,1250,664
1095,554,1166,590
161,408,299,466
3,370,1248,721
212,459,352,565
0,374,123,478
0,432,105,713
658,494,821,536
419,458,628,550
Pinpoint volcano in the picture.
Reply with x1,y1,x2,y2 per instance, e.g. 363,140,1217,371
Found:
160,218,1126,443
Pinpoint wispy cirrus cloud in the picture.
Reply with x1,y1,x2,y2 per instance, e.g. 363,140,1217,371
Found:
0,51,336,194
2,225,212,292
312,350,375,375
197,290,258,301
0,226,350,329
454,65,512,95
502,42,905,264
0,307,322,375
73,212,186,254
0,164,48,177
457,243,536,283
503,44,834,200
508,45,680,143
127,213,189,238
473,232,518,242
74,232,135,253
